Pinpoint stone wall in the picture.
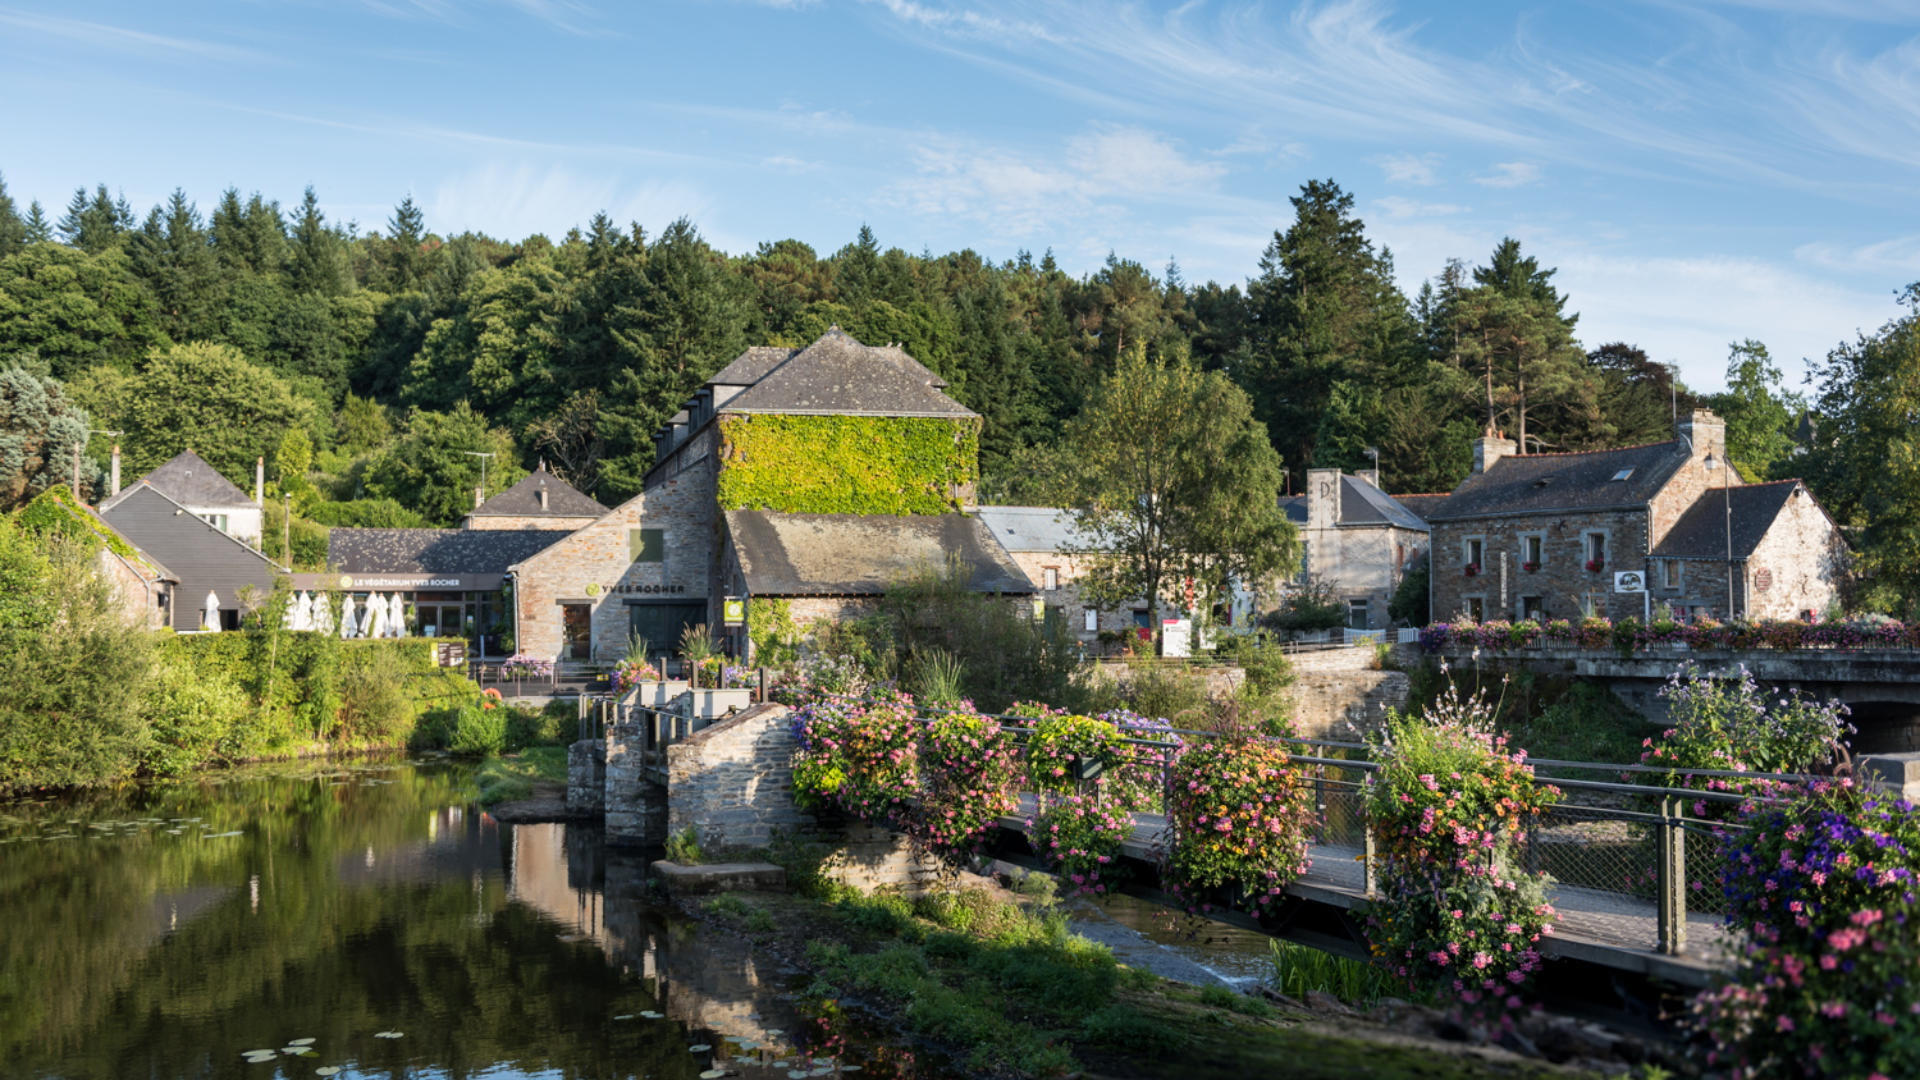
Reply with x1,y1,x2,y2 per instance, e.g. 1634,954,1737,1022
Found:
511,426,719,662
1740,485,1845,621
1290,669,1410,741
1296,469,1429,630
1431,506,1649,625
567,739,606,814
604,720,666,846
1000,548,1135,640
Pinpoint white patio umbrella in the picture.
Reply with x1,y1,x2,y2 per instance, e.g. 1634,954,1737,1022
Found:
201,591,221,632
389,593,406,637
282,591,301,631
364,592,388,640
309,594,333,636
339,594,359,639
295,592,314,632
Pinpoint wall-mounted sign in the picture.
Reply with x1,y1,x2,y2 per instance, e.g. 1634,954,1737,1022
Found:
1031,597,1046,621
722,597,746,626
586,583,602,597
1753,567,1773,593
1614,570,1646,594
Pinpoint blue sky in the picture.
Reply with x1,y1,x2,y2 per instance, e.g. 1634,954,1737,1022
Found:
3,0,1918,391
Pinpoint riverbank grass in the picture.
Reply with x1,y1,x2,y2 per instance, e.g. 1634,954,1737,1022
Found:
473,745,568,805
690,872,1595,1080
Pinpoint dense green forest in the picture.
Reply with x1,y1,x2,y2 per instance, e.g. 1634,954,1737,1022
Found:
0,171,1913,607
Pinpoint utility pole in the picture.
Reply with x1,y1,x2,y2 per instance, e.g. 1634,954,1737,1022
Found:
1724,452,1735,619
72,429,123,501
462,451,495,506
283,491,292,566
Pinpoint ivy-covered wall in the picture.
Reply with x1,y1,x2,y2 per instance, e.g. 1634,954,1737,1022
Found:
715,414,980,514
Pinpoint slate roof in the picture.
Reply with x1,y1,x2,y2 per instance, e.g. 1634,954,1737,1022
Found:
725,511,1033,597
1391,493,1452,522
976,506,1100,553
1651,481,1805,561
469,463,609,520
1421,442,1690,522
720,328,974,418
708,346,798,387
328,528,573,575
1279,476,1430,531
100,450,253,512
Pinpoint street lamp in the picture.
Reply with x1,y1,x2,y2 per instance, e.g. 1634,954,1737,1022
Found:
72,429,122,500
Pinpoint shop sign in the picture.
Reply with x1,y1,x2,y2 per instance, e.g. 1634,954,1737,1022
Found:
722,597,746,626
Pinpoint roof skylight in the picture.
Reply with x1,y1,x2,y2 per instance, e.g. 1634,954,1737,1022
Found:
1611,468,1635,481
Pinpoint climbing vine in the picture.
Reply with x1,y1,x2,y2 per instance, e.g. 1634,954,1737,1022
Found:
716,414,980,515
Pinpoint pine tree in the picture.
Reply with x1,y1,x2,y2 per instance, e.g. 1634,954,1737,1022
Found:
57,185,129,253
381,195,426,291
0,173,27,258
834,224,881,305
128,189,222,343
1244,179,1417,485
286,187,350,296
22,201,51,245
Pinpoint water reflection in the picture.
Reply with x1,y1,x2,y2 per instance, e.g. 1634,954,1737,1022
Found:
0,759,938,1080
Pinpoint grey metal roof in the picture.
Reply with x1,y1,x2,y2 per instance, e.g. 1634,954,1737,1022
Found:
1651,481,1803,561
469,463,609,520
328,528,573,575
1277,477,1429,531
100,450,253,512
720,328,975,418
975,505,1099,553
1340,476,1430,531
725,511,1033,596
1422,442,1689,522
707,346,798,388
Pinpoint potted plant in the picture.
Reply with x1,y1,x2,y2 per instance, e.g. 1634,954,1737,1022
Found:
1585,558,1604,572
1522,560,1540,573
1464,562,1481,577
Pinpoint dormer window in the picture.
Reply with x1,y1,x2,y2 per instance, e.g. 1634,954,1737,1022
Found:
1611,468,1634,481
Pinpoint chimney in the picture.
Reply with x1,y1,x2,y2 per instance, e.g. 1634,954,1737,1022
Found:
1306,468,1341,529
1678,408,1726,464
254,457,264,506
475,486,486,510
537,485,549,510
1472,429,1517,474
1357,468,1381,489
110,445,121,497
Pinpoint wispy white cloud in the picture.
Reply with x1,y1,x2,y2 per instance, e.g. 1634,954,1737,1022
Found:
1373,196,1465,219
429,163,710,240
762,155,822,172
1473,162,1541,188
862,0,1063,44
0,8,266,62
1379,152,1442,185
883,126,1225,236
1795,234,1920,275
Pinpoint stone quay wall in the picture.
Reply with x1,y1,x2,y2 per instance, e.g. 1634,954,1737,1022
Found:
567,738,606,814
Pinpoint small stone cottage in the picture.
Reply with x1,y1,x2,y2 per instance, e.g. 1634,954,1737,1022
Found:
1280,469,1433,630
1424,409,1847,624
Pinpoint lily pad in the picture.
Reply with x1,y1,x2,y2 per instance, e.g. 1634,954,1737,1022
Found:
789,1072,808,1079
316,1068,342,1077
701,1072,728,1079
286,1038,316,1046
639,1010,664,1019
374,1030,405,1038
689,1043,712,1052
613,1014,635,1020
242,1050,277,1058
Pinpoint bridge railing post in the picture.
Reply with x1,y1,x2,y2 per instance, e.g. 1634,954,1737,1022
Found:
1362,821,1377,898
1656,794,1688,955
577,694,590,742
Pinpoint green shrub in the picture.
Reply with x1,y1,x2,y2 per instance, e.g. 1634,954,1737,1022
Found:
447,703,506,757
1078,1003,1183,1056
504,700,572,750
139,662,247,776
664,827,703,864
1268,939,1394,1007
337,643,414,741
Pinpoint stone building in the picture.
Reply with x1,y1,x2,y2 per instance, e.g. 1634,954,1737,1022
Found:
508,328,1010,663
976,505,1134,643
1425,409,1847,624
464,462,608,531
99,449,264,547
1280,469,1433,630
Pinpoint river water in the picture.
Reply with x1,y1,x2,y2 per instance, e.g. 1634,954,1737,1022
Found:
1,757,1292,1080
0,756,936,1080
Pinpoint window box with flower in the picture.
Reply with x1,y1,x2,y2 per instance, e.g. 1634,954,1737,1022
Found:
1463,562,1481,577
1521,561,1539,573
1584,558,1604,572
